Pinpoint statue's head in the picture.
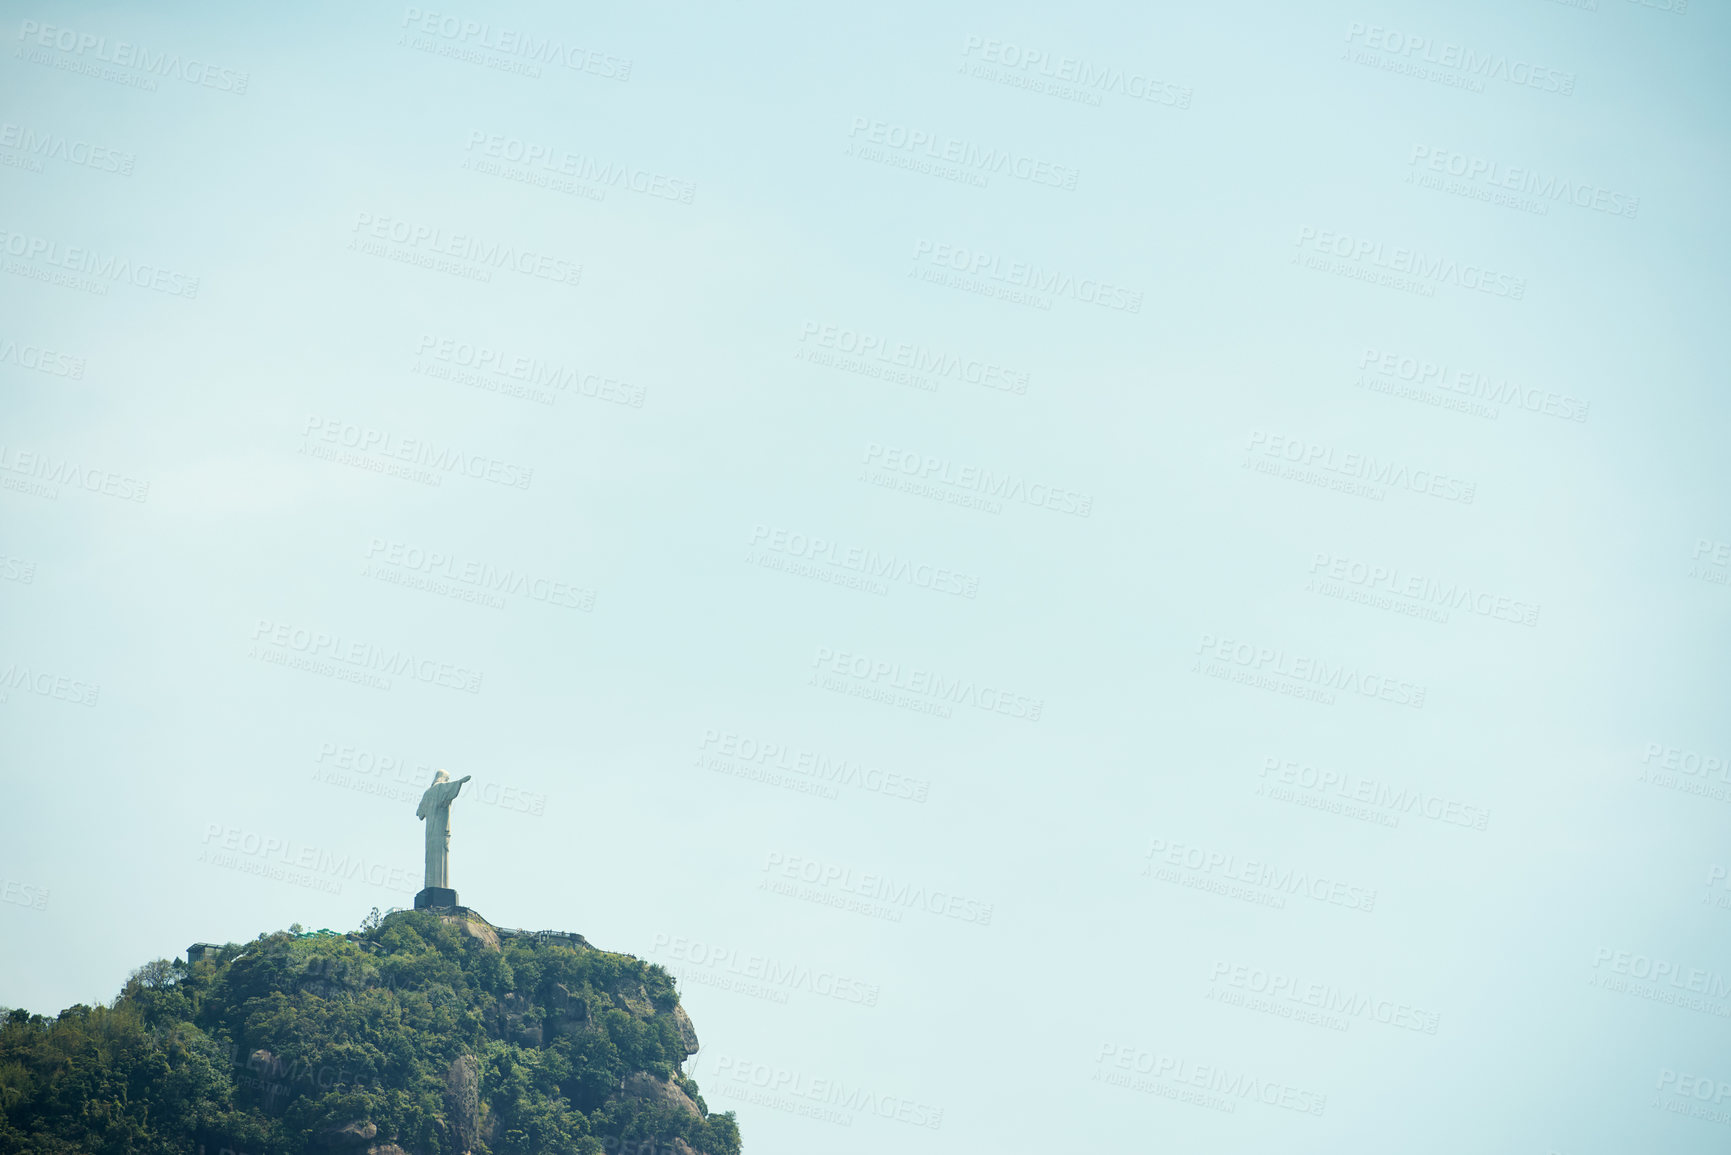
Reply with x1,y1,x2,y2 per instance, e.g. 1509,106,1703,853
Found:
431,769,450,784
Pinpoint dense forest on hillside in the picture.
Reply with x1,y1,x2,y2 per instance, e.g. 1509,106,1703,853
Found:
0,910,741,1155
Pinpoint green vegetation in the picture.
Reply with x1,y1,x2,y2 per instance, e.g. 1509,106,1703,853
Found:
0,911,741,1155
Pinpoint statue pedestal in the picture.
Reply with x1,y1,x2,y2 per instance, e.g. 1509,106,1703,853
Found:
414,887,459,910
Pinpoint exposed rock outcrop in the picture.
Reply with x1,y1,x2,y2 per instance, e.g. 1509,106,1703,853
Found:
446,1054,480,1153
314,1119,376,1147
622,1072,703,1117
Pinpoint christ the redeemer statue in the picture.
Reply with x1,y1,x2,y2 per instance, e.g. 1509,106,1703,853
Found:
414,769,471,910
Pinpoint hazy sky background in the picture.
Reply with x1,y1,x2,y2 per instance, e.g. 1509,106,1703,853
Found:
3,0,1729,1151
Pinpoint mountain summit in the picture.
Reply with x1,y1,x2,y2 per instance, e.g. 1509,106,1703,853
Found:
0,908,743,1155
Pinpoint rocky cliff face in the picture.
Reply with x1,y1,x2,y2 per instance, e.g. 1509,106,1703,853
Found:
283,909,733,1155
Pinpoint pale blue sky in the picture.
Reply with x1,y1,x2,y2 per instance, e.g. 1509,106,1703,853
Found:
2,1,1729,1151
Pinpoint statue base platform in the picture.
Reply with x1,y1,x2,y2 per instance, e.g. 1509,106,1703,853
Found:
414,887,459,910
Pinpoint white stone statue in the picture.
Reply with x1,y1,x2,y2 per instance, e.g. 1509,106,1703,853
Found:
415,770,472,890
